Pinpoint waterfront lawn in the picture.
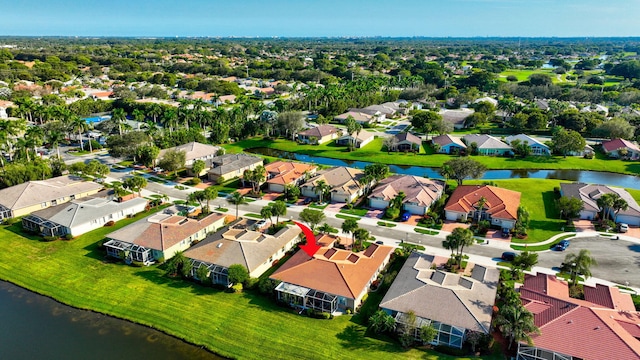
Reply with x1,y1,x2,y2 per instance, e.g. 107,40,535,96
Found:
466,178,566,244
223,137,640,175
0,216,494,360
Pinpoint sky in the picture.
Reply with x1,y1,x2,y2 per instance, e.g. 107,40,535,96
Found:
1,0,639,38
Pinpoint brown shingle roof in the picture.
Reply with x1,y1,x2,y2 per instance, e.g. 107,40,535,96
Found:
444,185,521,221
298,125,339,138
301,166,364,196
271,242,393,299
0,175,103,211
368,175,444,208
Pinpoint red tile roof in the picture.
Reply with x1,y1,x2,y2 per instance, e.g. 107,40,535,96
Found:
602,138,640,153
444,185,521,220
520,273,640,360
265,161,316,186
271,242,393,299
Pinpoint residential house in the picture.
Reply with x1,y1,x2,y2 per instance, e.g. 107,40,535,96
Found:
432,134,467,154
0,100,14,119
207,154,264,182
602,138,640,159
22,196,148,238
566,143,594,157
505,134,551,156
473,97,498,107
444,185,521,231
264,161,317,193
394,132,422,151
560,183,640,224
380,252,499,348
336,130,375,149
368,175,444,215
0,175,103,221
271,236,394,313
297,125,341,145
184,218,302,286
300,166,366,203
534,99,550,111
158,141,222,175
439,109,474,129
103,208,227,265
516,273,640,360
462,134,512,156
581,104,609,116
334,110,382,125
215,94,236,106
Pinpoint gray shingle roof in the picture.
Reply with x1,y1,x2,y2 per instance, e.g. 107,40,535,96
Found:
380,252,499,334
0,175,103,211
207,154,263,177
462,134,511,150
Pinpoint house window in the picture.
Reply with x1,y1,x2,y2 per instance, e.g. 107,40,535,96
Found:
70,195,76,200
41,202,47,208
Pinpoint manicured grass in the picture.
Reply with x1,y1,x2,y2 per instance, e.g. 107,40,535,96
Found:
223,137,640,175
148,176,168,184
335,214,361,221
511,234,575,251
377,221,397,228
498,68,564,83
340,208,369,217
414,228,438,235
244,213,262,218
0,216,496,360
466,179,567,244
309,203,329,210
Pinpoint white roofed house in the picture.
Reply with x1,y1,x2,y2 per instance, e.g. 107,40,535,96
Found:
368,175,444,215
0,175,103,221
103,208,227,265
504,134,551,156
157,141,222,176
336,130,375,149
297,125,341,145
462,134,512,156
334,110,382,125
380,252,499,348
22,197,148,238
184,218,302,287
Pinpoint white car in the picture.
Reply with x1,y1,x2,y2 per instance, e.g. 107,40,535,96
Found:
618,223,629,233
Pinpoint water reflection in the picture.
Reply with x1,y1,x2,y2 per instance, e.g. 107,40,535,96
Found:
0,281,222,360
246,147,640,189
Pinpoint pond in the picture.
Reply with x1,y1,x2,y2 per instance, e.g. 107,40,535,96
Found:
246,147,640,189
0,281,223,360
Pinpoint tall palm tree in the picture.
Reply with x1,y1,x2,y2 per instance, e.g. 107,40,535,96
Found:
341,218,358,249
227,191,248,220
46,130,65,159
160,108,177,134
496,304,539,349
70,115,88,151
563,249,598,286
596,193,616,222
111,108,127,135
0,118,26,163
353,228,370,251
475,196,488,223
147,103,163,125
313,179,331,204
612,195,629,222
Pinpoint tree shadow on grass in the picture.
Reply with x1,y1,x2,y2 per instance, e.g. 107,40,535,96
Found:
504,156,560,165
541,191,561,219
336,324,406,353
83,240,108,261
3,223,42,241
132,269,216,296
624,163,640,175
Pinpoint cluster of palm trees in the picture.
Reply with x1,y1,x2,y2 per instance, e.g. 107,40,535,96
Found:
341,218,370,251
596,192,628,224
243,166,266,194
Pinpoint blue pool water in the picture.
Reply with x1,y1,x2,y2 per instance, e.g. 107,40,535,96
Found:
84,116,109,124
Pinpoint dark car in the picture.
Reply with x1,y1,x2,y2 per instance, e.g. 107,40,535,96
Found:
501,252,516,261
400,212,412,222
555,239,570,251
301,197,313,205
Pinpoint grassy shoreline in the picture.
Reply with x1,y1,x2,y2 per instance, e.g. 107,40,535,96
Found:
0,211,493,360
224,137,640,175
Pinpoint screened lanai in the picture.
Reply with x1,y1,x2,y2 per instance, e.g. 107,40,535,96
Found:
275,283,338,313
22,215,66,237
394,312,466,348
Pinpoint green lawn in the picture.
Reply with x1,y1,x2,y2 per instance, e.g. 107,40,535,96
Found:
0,216,496,360
223,137,640,175
340,208,369,217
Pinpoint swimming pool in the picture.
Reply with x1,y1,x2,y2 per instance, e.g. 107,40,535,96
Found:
84,116,110,124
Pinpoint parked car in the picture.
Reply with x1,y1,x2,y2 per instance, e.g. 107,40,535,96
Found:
501,228,510,238
254,220,268,230
400,211,412,222
501,252,516,261
617,223,629,233
301,197,313,205
375,240,384,245
555,239,570,251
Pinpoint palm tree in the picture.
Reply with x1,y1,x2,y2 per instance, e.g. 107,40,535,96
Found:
313,179,331,204
46,130,65,159
475,196,487,223
445,227,474,267
563,249,598,286
318,223,337,235
612,195,629,222
0,118,26,164
70,115,88,151
353,228,370,251
341,218,358,249
111,108,127,135
148,103,163,124
227,191,248,220
203,186,218,213
160,108,178,134
596,193,616,222
496,304,539,349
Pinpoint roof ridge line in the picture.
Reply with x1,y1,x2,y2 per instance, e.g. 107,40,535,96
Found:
336,262,357,299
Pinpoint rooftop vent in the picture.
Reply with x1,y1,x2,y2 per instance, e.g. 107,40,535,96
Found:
217,243,223,248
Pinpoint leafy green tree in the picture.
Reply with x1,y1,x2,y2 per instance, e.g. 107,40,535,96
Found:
419,325,438,345
368,310,396,334
556,196,583,220
410,110,441,136
107,131,152,160
551,128,586,158
137,144,160,167
513,251,538,271
364,163,390,182
227,191,248,220
299,208,325,231
271,200,287,225
191,159,206,176
509,139,532,158
228,264,250,285
284,184,300,201
158,149,186,175
123,175,147,197
203,186,218,213
195,264,210,284
440,158,487,185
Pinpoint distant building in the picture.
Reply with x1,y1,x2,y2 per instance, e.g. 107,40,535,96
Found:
297,125,341,145
462,134,512,156
601,138,640,159
505,134,551,156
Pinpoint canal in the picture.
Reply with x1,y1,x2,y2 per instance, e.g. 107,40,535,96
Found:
0,281,222,360
247,147,640,189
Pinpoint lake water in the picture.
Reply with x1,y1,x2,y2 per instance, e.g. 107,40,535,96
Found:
0,281,223,360
247,147,640,189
